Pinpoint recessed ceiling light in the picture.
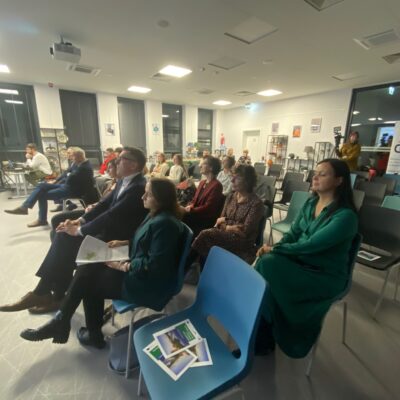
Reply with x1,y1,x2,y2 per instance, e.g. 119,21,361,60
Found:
162,114,169,118
351,123,361,127
0,88,18,95
377,117,383,121
257,89,282,97
384,121,397,124
352,110,360,115
0,64,10,73
213,100,232,106
159,65,192,78
127,86,151,93
5,99,23,104
368,117,377,121
176,110,180,113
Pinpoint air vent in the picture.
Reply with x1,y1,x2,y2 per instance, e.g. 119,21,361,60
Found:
196,89,215,95
235,90,254,97
354,29,400,50
150,73,173,82
332,72,363,81
66,64,101,76
208,57,245,71
382,52,400,64
304,0,344,11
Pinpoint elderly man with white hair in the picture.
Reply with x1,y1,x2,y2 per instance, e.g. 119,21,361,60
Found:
5,147,94,228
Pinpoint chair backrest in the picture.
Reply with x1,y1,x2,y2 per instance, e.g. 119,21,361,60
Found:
355,181,387,206
196,246,267,364
350,173,357,188
372,176,396,195
173,223,194,296
382,195,400,211
358,205,400,257
256,205,270,247
255,175,276,204
284,191,311,224
192,164,201,179
306,170,315,183
280,180,310,204
384,173,400,194
267,164,282,178
281,172,304,191
352,189,365,212
253,162,266,176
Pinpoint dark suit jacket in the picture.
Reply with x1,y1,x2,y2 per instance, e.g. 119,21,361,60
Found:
122,212,184,311
64,160,94,197
81,173,147,241
55,162,77,184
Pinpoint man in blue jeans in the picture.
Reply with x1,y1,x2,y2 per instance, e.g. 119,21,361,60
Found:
5,147,94,228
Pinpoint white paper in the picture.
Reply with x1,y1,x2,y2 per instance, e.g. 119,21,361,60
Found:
76,235,129,265
143,340,197,381
189,339,213,367
358,250,381,262
153,319,203,359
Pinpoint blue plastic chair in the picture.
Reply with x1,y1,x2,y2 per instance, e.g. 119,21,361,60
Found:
133,246,267,400
270,191,310,243
112,223,193,378
382,195,400,211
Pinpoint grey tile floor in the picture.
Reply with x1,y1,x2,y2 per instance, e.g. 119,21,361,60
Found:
0,191,399,400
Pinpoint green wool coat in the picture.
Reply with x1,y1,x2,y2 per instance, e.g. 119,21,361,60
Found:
255,197,358,358
121,212,184,311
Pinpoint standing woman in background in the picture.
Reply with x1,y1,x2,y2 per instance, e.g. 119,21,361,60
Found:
335,131,361,172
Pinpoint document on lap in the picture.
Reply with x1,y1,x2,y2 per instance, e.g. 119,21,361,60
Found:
76,235,129,266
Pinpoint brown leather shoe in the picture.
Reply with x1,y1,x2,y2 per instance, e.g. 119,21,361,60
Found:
29,298,63,314
4,206,28,215
0,292,53,312
27,220,48,228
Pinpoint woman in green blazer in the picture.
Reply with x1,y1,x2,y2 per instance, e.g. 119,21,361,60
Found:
255,159,358,358
19,178,185,349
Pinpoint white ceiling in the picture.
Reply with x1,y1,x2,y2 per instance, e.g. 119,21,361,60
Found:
1,0,400,109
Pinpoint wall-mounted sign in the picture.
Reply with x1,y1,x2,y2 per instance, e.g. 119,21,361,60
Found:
152,123,160,135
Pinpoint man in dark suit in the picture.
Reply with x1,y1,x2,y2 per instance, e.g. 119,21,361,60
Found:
5,147,94,227
0,147,148,313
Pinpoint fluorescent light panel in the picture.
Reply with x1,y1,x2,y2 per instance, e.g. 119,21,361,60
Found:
352,110,360,115
384,121,397,124
351,123,361,127
0,64,10,73
213,100,232,106
0,88,18,95
159,65,192,78
257,89,282,97
162,114,169,118
5,100,23,104
127,85,151,93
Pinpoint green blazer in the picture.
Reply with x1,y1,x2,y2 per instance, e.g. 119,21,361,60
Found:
121,212,184,311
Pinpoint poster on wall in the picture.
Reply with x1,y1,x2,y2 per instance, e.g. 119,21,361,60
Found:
271,122,279,134
105,123,115,136
292,125,302,138
310,118,322,133
152,123,160,135
386,122,400,174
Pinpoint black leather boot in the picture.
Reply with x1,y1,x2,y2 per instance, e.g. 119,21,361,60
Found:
20,311,71,344
76,327,106,349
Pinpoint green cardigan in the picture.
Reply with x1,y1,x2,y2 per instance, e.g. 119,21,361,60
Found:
121,212,184,311
255,196,358,358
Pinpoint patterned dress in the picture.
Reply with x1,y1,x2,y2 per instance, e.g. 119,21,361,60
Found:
192,192,264,264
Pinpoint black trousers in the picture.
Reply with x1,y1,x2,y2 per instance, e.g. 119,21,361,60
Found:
60,263,124,332
50,210,85,241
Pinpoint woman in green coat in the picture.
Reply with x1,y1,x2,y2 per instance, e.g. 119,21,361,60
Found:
255,159,358,358
19,178,185,349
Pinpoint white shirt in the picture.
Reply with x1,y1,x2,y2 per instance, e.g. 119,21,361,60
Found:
116,172,140,199
26,152,52,175
168,165,186,184
217,170,233,196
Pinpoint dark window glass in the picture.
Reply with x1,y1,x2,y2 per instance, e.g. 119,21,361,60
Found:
162,103,182,156
197,109,213,152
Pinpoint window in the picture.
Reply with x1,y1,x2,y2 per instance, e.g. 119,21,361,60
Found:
162,104,182,155
197,109,213,152
0,82,40,162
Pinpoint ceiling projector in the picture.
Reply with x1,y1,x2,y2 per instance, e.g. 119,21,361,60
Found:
50,39,81,63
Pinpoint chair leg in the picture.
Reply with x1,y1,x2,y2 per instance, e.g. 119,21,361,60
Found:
373,268,391,319
137,369,143,397
342,301,347,345
125,313,135,379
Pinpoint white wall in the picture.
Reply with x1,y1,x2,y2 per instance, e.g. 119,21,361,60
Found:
145,100,164,156
96,93,121,150
34,84,64,129
219,89,352,162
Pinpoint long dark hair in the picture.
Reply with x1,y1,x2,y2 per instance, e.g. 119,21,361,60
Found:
316,158,356,214
149,178,181,218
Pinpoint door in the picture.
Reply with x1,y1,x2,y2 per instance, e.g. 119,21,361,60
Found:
243,130,261,163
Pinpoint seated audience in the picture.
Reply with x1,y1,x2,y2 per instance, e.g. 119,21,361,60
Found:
18,178,185,348
0,147,147,314
168,154,188,184
98,147,116,175
181,156,224,237
24,143,53,186
237,149,252,165
217,155,235,196
227,147,235,161
192,164,264,264
151,153,169,178
5,148,94,228
254,159,358,357
114,147,123,157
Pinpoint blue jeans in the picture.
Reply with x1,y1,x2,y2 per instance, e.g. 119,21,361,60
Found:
22,182,71,222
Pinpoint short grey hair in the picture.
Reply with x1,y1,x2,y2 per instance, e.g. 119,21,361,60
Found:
72,147,86,159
